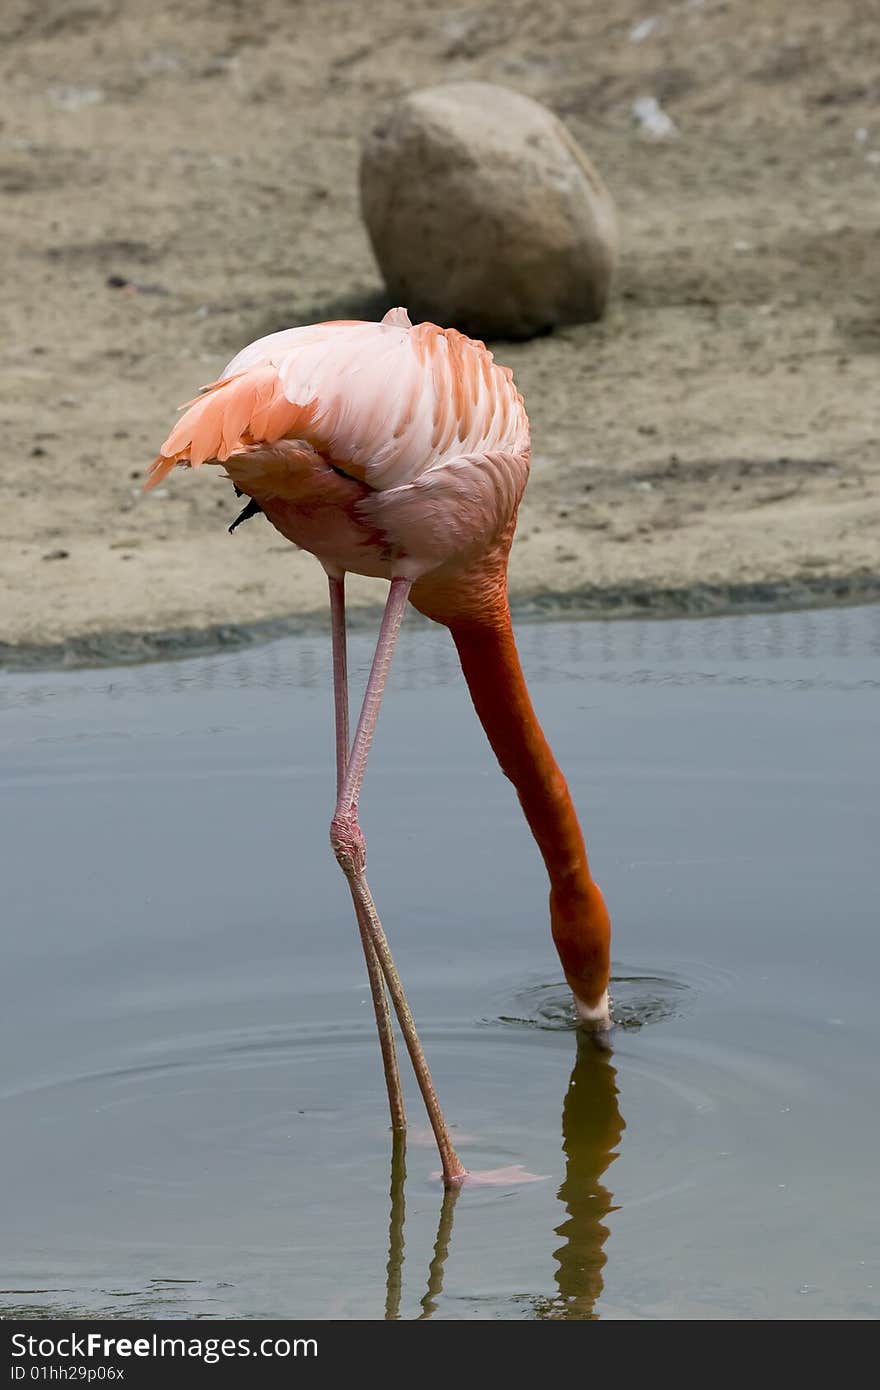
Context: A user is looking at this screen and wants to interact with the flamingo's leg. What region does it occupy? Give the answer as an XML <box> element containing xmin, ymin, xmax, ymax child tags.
<box><xmin>328</xmin><ymin>575</ymin><xmax>405</xmax><ymax>1132</ymax></box>
<box><xmin>330</xmin><ymin>577</ymin><xmax>467</xmax><ymax>1187</ymax></box>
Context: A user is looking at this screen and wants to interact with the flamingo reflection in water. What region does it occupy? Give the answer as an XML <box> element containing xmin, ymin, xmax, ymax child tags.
<box><xmin>382</xmin><ymin>1033</ymin><xmax>624</xmax><ymax>1320</ymax></box>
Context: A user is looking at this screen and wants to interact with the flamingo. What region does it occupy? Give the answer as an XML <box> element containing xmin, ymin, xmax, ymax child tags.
<box><xmin>146</xmin><ymin>307</ymin><xmax>612</xmax><ymax>1186</ymax></box>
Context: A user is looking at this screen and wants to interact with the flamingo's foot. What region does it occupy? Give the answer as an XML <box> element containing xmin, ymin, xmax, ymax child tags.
<box><xmin>432</xmin><ymin>1163</ymin><xmax>547</xmax><ymax>1187</ymax></box>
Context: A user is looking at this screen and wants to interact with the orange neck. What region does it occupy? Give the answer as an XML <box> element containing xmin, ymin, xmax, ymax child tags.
<box><xmin>449</xmin><ymin>604</ymin><xmax>611</xmax><ymax>1010</ymax></box>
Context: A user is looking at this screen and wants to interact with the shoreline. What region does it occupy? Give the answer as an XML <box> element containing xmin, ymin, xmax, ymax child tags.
<box><xmin>4</xmin><ymin>573</ymin><xmax>878</xmax><ymax>674</ymax></box>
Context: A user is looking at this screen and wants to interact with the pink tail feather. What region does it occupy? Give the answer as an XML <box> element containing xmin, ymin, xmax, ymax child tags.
<box><xmin>144</xmin><ymin>367</ymin><xmax>316</xmax><ymax>491</ymax></box>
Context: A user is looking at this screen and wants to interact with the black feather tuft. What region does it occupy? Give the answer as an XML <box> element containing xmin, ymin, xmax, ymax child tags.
<box><xmin>229</xmin><ymin>496</ymin><xmax>264</xmax><ymax>533</ymax></box>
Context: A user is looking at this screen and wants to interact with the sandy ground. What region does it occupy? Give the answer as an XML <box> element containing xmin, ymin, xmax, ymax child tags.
<box><xmin>2</xmin><ymin>0</ymin><xmax>879</xmax><ymax>665</ymax></box>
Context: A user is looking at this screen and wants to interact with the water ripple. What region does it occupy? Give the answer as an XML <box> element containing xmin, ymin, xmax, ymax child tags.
<box><xmin>488</xmin><ymin>972</ymin><xmax>692</xmax><ymax>1034</ymax></box>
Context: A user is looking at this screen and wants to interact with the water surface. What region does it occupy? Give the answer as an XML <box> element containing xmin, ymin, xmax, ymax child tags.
<box><xmin>2</xmin><ymin>605</ymin><xmax>879</xmax><ymax>1319</ymax></box>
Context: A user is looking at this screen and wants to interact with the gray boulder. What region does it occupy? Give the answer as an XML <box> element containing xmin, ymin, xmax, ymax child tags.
<box><xmin>360</xmin><ymin>81</ymin><xmax>618</xmax><ymax>339</ymax></box>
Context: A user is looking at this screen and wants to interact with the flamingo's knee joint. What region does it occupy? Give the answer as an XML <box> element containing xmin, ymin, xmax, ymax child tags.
<box><xmin>330</xmin><ymin>811</ymin><xmax>366</xmax><ymax>875</ymax></box>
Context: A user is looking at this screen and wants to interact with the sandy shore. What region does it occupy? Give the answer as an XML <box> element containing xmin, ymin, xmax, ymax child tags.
<box><xmin>2</xmin><ymin>0</ymin><xmax>879</xmax><ymax>666</ymax></box>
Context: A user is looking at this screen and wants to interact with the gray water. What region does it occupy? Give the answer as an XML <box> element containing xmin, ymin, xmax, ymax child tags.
<box><xmin>1</xmin><ymin>605</ymin><xmax>879</xmax><ymax>1320</ymax></box>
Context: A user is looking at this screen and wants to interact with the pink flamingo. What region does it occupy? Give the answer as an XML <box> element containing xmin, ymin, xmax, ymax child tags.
<box><xmin>147</xmin><ymin>308</ymin><xmax>612</xmax><ymax>1186</ymax></box>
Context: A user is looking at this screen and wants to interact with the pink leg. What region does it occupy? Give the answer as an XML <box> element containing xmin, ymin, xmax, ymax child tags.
<box><xmin>334</xmin><ymin>577</ymin><xmax>411</xmax><ymax>818</ymax></box>
<box><xmin>328</xmin><ymin>575</ymin><xmax>405</xmax><ymax>1132</ymax></box>
<box><xmin>328</xmin><ymin>575</ymin><xmax>351</xmax><ymax>804</ymax></box>
<box><xmin>330</xmin><ymin>578</ymin><xmax>466</xmax><ymax>1187</ymax></box>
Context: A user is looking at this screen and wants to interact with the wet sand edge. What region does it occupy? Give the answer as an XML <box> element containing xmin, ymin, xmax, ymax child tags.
<box><xmin>3</xmin><ymin>573</ymin><xmax>879</xmax><ymax>673</ymax></box>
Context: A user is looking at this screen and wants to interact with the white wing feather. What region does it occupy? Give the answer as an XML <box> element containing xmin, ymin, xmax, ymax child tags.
<box><xmin>219</xmin><ymin>313</ymin><xmax>528</xmax><ymax>492</ymax></box>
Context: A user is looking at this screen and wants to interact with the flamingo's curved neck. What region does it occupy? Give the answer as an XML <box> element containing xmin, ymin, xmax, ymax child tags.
<box><xmin>449</xmin><ymin>604</ymin><xmax>611</xmax><ymax>1012</ymax></box>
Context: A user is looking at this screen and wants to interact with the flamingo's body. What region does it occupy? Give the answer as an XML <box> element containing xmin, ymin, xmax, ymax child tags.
<box><xmin>148</xmin><ymin>309</ymin><xmax>528</xmax><ymax>617</ymax></box>
<box><xmin>148</xmin><ymin>308</ymin><xmax>611</xmax><ymax>1185</ymax></box>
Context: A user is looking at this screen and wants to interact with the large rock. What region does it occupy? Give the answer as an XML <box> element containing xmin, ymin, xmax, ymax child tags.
<box><xmin>360</xmin><ymin>82</ymin><xmax>618</xmax><ymax>339</ymax></box>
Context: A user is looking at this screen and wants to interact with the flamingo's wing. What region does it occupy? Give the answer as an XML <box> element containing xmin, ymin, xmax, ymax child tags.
<box><xmin>273</xmin><ymin>318</ymin><xmax>529</xmax><ymax>491</ymax></box>
<box><xmin>146</xmin><ymin>311</ymin><xmax>528</xmax><ymax>497</ymax></box>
